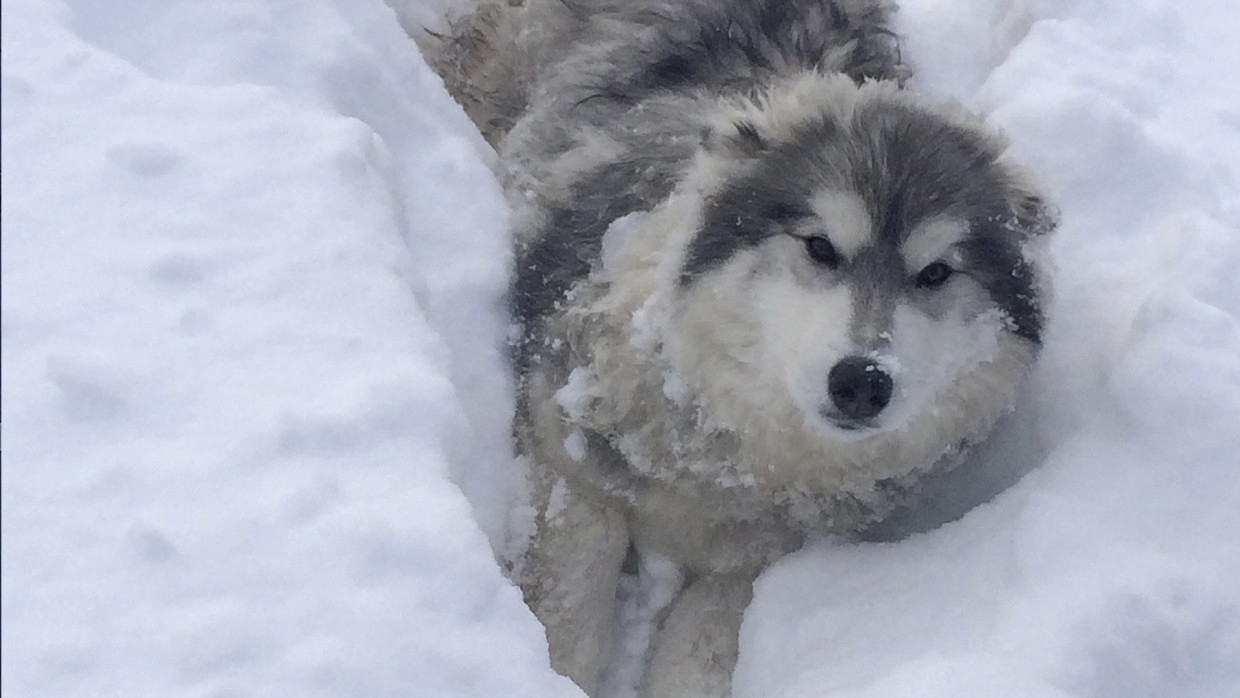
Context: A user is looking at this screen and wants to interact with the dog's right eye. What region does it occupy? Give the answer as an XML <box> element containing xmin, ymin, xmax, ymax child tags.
<box><xmin>915</xmin><ymin>261</ymin><xmax>954</xmax><ymax>288</ymax></box>
<box><xmin>804</xmin><ymin>236</ymin><xmax>840</xmax><ymax>269</ymax></box>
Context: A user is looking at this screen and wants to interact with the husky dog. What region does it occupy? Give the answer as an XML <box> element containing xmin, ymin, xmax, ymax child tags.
<box><xmin>423</xmin><ymin>1</ymin><xmax>1053</xmax><ymax>695</ymax></box>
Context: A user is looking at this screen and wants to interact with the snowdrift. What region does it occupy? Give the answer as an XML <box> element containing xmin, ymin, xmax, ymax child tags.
<box><xmin>3</xmin><ymin>0</ymin><xmax>1239</xmax><ymax>696</ymax></box>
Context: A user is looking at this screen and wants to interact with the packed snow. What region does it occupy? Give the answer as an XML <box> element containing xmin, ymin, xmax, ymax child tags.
<box><xmin>3</xmin><ymin>1</ymin><xmax>1239</xmax><ymax>698</ymax></box>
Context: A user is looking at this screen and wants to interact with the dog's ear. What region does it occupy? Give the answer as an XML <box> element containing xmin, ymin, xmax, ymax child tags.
<box><xmin>701</xmin><ymin>118</ymin><xmax>768</xmax><ymax>159</ymax></box>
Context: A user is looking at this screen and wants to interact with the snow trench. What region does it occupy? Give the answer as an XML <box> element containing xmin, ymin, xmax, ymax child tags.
<box><xmin>3</xmin><ymin>0</ymin><xmax>1240</xmax><ymax>697</ymax></box>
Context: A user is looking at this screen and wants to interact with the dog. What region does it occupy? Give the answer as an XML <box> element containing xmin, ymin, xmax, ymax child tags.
<box><xmin>421</xmin><ymin>1</ymin><xmax>1054</xmax><ymax>695</ymax></box>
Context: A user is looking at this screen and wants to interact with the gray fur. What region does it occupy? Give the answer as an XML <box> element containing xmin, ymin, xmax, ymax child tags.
<box><xmin>501</xmin><ymin>0</ymin><xmax>912</xmax><ymax>366</ymax></box>
<box><xmin>684</xmin><ymin>103</ymin><xmax>1050</xmax><ymax>344</ymax></box>
<box><xmin>421</xmin><ymin>1</ymin><xmax>1053</xmax><ymax>696</ymax></box>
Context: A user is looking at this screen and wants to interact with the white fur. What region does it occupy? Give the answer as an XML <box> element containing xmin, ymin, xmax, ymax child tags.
<box><xmin>567</xmin><ymin>87</ymin><xmax>1037</xmax><ymax>510</ymax></box>
<box><xmin>810</xmin><ymin>189</ymin><xmax>874</xmax><ymax>257</ymax></box>
<box><xmin>509</xmin><ymin>70</ymin><xmax>1044</xmax><ymax>698</ymax></box>
<box><xmin>425</xmin><ymin>2</ymin><xmax>1049</xmax><ymax>693</ymax></box>
<box><xmin>901</xmin><ymin>216</ymin><xmax>969</xmax><ymax>271</ymax></box>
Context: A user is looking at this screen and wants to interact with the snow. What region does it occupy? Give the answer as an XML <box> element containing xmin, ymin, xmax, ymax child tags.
<box><xmin>601</xmin><ymin>552</ymin><xmax>684</xmax><ymax>698</ymax></box>
<box><xmin>2</xmin><ymin>1</ymin><xmax>573</xmax><ymax>696</ymax></box>
<box><xmin>3</xmin><ymin>1</ymin><xmax>1239</xmax><ymax>698</ymax></box>
<box><xmin>735</xmin><ymin>0</ymin><xmax>1240</xmax><ymax>696</ymax></box>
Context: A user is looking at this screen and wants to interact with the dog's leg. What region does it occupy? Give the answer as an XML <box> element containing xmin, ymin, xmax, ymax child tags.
<box><xmin>640</xmin><ymin>572</ymin><xmax>755</xmax><ymax>698</ymax></box>
<box><xmin>522</xmin><ymin>467</ymin><xmax>629</xmax><ymax>696</ymax></box>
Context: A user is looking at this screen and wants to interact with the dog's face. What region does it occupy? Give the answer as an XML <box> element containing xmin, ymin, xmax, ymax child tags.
<box><xmin>667</xmin><ymin>78</ymin><xmax>1051</xmax><ymax>447</ymax></box>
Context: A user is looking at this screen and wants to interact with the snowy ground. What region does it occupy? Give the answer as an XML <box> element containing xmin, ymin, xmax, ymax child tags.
<box><xmin>3</xmin><ymin>1</ymin><xmax>1239</xmax><ymax>697</ymax></box>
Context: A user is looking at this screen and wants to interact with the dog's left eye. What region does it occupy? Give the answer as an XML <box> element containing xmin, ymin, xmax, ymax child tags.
<box><xmin>804</xmin><ymin>236</ymin><xmax>840</xmax><ymax>269</ymax></box>
<box><xmin>915</xmin><ymin>261</ymin><xmax>953</xmax><ymax>288</ymax></box>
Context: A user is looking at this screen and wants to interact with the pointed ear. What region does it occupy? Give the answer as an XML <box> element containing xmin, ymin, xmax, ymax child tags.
<box><xmin>701</xmin><ymin>118</ymin><xmax>768</xmax><ymax>159</ymax></box>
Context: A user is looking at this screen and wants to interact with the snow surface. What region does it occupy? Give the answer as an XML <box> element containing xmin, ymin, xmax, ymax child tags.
<box><xmin>3</xmin><ymin>1</ymin><xmax>1239</xmax><ymax>698</ymax></box>
<box><xmin>2</xmin><ymin>1</ymin><xmax>573</xmax><ymax>696</ymax></box>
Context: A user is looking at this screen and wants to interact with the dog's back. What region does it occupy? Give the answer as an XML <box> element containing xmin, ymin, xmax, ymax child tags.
<box><xmin>424</xmin><ymin>0</ymin><xmax>907</xmax><ymax>145</ymax></box>
<box><xmin>426</xmin><ymin>0</ymin><xmax>913</xmax><ymax>376</ymax></box>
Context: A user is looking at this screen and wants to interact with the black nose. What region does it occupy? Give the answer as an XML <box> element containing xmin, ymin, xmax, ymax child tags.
<box><xmin>828</xmin><ymin>357</ymin><xmax>893</xmax><ymax>420</ymax></box>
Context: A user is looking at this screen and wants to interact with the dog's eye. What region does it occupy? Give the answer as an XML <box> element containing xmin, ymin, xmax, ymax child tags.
<box><xmin>804</xmin><ymin>236</ymin><xmax>840</xmax><ymax>268</ymax></box>
<box><xmin>915</xmin><ymin>261</ymin><xmax>953</xmax><ymax>288</ymax></box>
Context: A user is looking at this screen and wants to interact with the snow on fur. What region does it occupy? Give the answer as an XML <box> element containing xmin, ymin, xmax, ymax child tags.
<box><xmin>3</xmin><ymin>0</ymin><xmax>1239</xmax><ymax>697</ymax></box>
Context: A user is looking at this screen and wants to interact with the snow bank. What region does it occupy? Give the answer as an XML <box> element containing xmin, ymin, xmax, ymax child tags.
<box><xmin>736</xmin><ymin>1</ymin><xmax>1240</xmax><ymax>696</ymax></box>
<box><xmin>1</xmin><ymin>1</ymin><xmax>577</xmax><ymax>696</ymax></box>
<box><xmin>4</xmin><ymin>0</ymin><xmax>1240</xmax><ymax>697</ymax></box>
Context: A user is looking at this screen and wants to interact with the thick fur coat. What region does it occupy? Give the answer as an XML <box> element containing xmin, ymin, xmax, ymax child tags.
<box><xmin>422</xmin><ymin>1</ymin><xmax>1053</xmax><ymax>695</ymax></box>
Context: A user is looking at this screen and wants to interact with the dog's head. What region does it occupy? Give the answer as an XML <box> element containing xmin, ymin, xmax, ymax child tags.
<box><xmin>664</xmin><ymin>75</ymin><xmax>1053</xmax><ymax>456</ymax></box>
